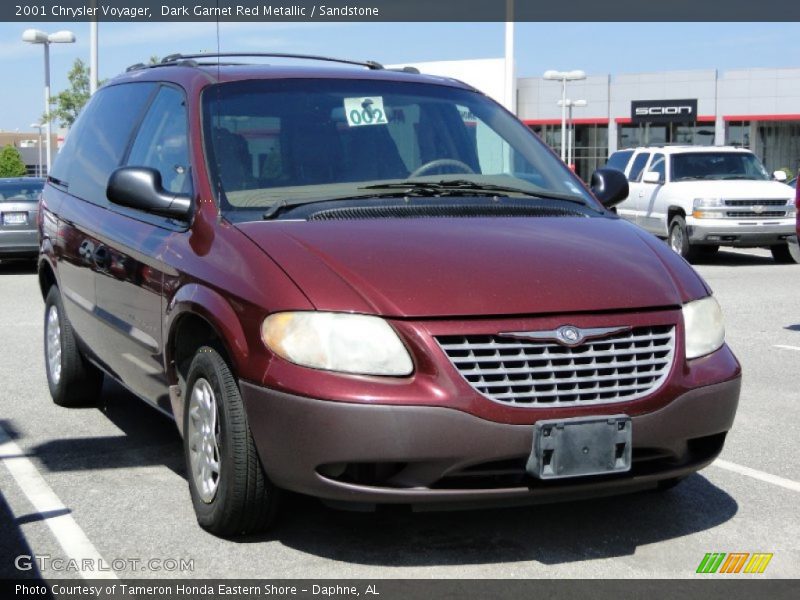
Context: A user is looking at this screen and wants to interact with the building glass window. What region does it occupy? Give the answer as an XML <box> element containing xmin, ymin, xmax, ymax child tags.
<box><xmin>726</xmin><ymin>121</ymin><xmax>750</xmax><ymax>148</ymax></box>
<box><xmin>619</xmin><ymin>122</ymin><xmax>715</xmax><ymax>149</ymax></box>
<box><xmin>754</xmin><ymin>121</ymin><xmax>800</xmax><ymax>174</ymax></box>
<box><xmin>530</xmin><ymin>123</ymin><xmax>608</xmax><ymax>181</ymax></box>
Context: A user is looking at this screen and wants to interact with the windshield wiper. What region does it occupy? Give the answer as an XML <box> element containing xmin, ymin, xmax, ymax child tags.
<box><xmin>360</xmin><ymin>180</ymin><xmax>588</xmax><ymax>205</ymax></box>
<box><xmin>262</xmin><ymin>198</ymin><xmax>287</xmax><ymax>220</ymax></box>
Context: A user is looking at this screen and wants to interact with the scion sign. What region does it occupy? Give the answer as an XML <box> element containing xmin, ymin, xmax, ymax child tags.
<box><xmin>631</xmin><ymin>99</ymin><xmax>698</xmax><ymax>124</ymax></box>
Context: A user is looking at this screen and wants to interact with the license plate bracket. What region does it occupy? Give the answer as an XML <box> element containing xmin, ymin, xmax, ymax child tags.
<box><xmin>2</xmin><ymin>212</ymin><xmax>27</xmax><ymax>226</ymax></box>
<box><xmin>527</xmin><ymin>415</ymin><xmax>632</xmax><ymax>479</ymax></box>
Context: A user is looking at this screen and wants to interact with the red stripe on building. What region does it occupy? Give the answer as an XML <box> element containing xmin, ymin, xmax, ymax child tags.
<box><xmin>723</xmin><ymin>114</ymin><xmax>800</xmax><ymax>122</ymax></box>
<box><xmin>523</xmin><ymin>118</ymin><xmax>609</xmax><ymax>126</ymax></box>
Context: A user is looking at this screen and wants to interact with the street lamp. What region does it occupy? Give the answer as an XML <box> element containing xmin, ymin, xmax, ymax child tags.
<box><xmin>557</xmin><ymin>99</ymin><xmax>588</xmax><ymax>170</ymax></box>
<box><xmin>22</xmin><ymin>28</ymin><xmax>76</xmax><ymax>176</ymax></box>
<box><xmin>30</xmin><ymin>123</ymin><xmax>44</xmax><ymax>177</ymax></box>
<box><xmin>543</xmin><ymin>69</ymin><xmax>586</xmax><ymax>162</ymax></box>
<box><xmin>90</xmin><ymin>0</ymin><xmax>99</xmax><ymax>94</ymax></box>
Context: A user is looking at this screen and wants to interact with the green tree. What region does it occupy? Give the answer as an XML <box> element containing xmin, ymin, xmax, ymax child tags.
<box><xmin>48</xmin><ymin>58</ymin><xmax>91</xmax><ymax>128</ymax></box>
<box><xmin>0</xmin><ymin>145</ymin><xmax>28</xmax><ymax>178</ymax></box>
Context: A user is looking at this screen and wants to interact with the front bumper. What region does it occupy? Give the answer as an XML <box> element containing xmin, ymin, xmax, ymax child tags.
<box><xmin>686</xmin><ymin>216</ymin><xmax>795</xmax><ymax>246</ymax></box>
<box><xmin>241</xmin><ymin>375</ymin><xmax>740</xmax><ymax>507</ymax></box>
<box><xmin>0</xmin><ymin>229</ymin><xmax>38</xmax><ymax>257</ymax></box>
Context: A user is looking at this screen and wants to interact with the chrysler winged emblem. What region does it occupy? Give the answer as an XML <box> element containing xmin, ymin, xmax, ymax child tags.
<box><xmin>498</xmin><ymin>325</ymin><xmax>631</xmax><ymax>347</ymax></box>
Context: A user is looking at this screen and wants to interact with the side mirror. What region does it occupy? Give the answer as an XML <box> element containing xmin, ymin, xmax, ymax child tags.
<box><xmin>106</xmin><ymin>167</ymin><xmax>191</xmax><ymax>220</ymax></box>
<box><xmin>773</xmin><ymin>170</ymin><xmax>787</xmax><ymax>182</ymax></box>
<box><xmin>590</xmin><ymin>168</ymin><xmax>629</xmax><ymax>208</ymax></box>
<box><xmin>641</xmin><ymin>170</ymin><xmax>663</xmax><ymax>184</ymax></box>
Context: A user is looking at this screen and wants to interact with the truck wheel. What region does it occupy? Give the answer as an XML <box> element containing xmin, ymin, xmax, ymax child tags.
<box><xmin>44</xmin><ymin>286</ymin><xmax>103</xmax><ymax>407</ymax></box>
<box><xmin>668</xmin><ymin>215</ymin><xmax>699</xmax><ymax>261</ymax></box>
<box><xmin>771</xmin><ymin>244</ymin><xmax>799</xmax><ymax>264</ymax></box>
<box><xmin>184</xmin><ymin>346</ymin><xmax>279</xmax><ymax>536</ymax></box>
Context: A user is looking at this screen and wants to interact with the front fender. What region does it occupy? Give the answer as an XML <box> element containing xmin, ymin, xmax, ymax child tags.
<box><xmin>164</xmin><ymin>283</ymin><xmax>249</xmax><ymax>380</ymax></box>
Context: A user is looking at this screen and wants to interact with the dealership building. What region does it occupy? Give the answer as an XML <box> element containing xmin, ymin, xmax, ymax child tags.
<box><xmin>517</xmin><ymin>67</ymin><xmax>800</xmax><ymax>181</ymax></box>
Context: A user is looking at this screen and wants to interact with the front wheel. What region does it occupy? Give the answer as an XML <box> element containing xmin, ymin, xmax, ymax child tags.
<box><xmin>44</xmin><ymin>286</ymin><xmax>103</xmax><ymax>407</ymax></box>
<box><xmin>184</xmin><ymin>346</ymin><xmax>279</xmax><ymax>536</ymax></box>
<box><xmin>771</xmin><ymin>244</ymin><xmax>800</xmax><ymax>264</ymax></box>
<box><xmin>668</xmin><ymin>215</ymin><xmax>699</xmax><ymax>261</ymax></box>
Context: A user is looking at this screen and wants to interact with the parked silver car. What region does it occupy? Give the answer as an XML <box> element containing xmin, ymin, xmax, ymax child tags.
<box><xmin>0</xmin><ymin>177</ymin><xmax>44</xmax><ymax>259</ymax></box>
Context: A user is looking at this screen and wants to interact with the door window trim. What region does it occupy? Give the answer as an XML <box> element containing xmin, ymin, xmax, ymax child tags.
<box><xmin>107</xmin><ymin>82</ymin><xmax>194</xmax><ymax>231</ymax></box>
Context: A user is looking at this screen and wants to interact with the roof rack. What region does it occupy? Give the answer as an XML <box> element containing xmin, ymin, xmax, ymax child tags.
<box><xmin>124</xmin><ymin>53</ymin><xmax>427</xmax><ymax>76</ymax></box>
<box><xmin>159</xmin><ymin>52</ymin><xmax>384</xmax><ymax>70</ymax></box>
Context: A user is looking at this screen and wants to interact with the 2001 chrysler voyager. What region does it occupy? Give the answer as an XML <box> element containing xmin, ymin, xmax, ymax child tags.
<box><xmin>38</xmin><ymin>54</ymin><xmax>741</xmax><ymax>535</ymax></box>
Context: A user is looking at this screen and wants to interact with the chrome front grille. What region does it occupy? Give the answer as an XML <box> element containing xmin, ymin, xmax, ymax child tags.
<box><xmin>437</xmin><ymin>325</ymin><xmax>675</xmax><ymax>407</ymax></box>
<box><xmin>723</xmin><ymin>199</ymin><xmax>787</xmax><ymax>207</ymax></box>
<box><xmin>722</xmin><ymin>199</ymin><xmax>789</xmax><ymax>219</ymax></box>
<box><xmin>725</xmin><ymin>210</ymin><xmax>785</xmax><ymax>218</ymax></box>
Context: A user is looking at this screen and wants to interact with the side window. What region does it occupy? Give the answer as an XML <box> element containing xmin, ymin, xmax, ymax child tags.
<box><xmin>649</xmin><ymin>153</ymin><xmax>666</xmax><ymax>181</ymax></box>
<box><xmin>628</xmin><ymin>152</ymin><xmax>650</xmax><ymax>182</ymax></box>
<box><xmin>127</xmin><ymin>86</ymin><xmax>190</xmax><ymax>195</ymax></box>
<box><xmin>605</xmin><ymin>150</ymin><xmax>633</xmax><ymax>172</ymax></box>
<box><xmin>51</xmin><ymin>83</ymin><xmax>156</xmax><ymax>205</ymax></box>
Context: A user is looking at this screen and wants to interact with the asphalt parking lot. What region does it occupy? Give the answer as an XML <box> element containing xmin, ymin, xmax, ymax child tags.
<box><xmin>0</xmin><ymin>247</ymin><xmax>798</xmax><ymax>580</ymax></box>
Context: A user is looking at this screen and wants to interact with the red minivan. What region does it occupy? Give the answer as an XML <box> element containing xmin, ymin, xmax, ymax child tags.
<box><xmin>39</xmin><ymin>54</ymin><xmax>740</xmax><ymax>535</ymax></box>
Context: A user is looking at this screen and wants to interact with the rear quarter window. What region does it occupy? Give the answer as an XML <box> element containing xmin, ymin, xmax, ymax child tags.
<box><xmin>50</xmin><ymin>82</ymin><xmax>157</xmax><ymax>206</ymax></box>
<box><xmin>605</xmin><ymin>150</ymin><xmax>633</xmax><ymax>173</ymax></box>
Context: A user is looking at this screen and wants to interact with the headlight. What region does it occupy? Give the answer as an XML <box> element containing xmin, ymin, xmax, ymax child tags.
<box><xmin>261</xmin><ymin>312</ymin><xmax>413</xmax><ymax>376</ymax></box>
<box><xmin>692</xmin><ymin>198</ymin><xmax>723</xmax><ymax>219</ymax></box>
<box><xmin>682</xmin><ymin>296</ymin><xmax>725</xmax><ymax>360</ymax></box>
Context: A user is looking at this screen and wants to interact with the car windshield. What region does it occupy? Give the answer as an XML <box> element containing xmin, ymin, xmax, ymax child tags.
<box><xmin>0</xmin><ymin>181</ymin><xmax>43</xmax><ymax>201</ymax></box>
<box><xmin>671</xmin><ymin>152</ymin><xmax>771</xmax><ymax>181</ymax></box>
<box><xmin>201</xmin><ymin>78</ymin><xmax>593</xmax><ymax>212</ymax></box>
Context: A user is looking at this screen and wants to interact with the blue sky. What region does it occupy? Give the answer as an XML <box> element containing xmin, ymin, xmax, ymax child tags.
<box><xmin>1</xmin><ymin>21</ymin><xmax>799</xmax><ymax>131</ymax></box>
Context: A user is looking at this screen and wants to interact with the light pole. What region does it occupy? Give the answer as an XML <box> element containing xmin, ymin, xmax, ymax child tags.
<box><xmin>30</xmin><ymin>123</ymin><xmax>44</xmax><ymax>177</ymax></box>
<box><xmin>22</xmin><ymin>29</ymin><xmax>76</xmax><ymax>176</ymax></box>
<box><xmin>504</xmin><ymin>0</ymin><xmax>515</xmax><ymax>114</ymax></box>
<box><xmin>557</xmin><ymin>99</ymin><xmax>588</xmax><ymax>170</ymax></box>
<box><xmin>543</xmin><ymin>69</ymin><xmax>586</xmax><ymax>162</ymax></box>
<box><xmin>90</xmin><ymin>0</ymin><xmax>99</xmax><ymax>94</ymax></box>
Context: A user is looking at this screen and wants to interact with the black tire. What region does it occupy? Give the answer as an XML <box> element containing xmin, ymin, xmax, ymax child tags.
<box><xmin>771</xmin><ymin>244</ymin><xmax>799</xmax><ymax>264</ymax></box>
<box><xmin>183</xmin><ymin>346</ymin><xmax>278</xmax><ymax>536</ymax></box>
<box><xmin>698</xmin><ymin>245</ymin><xmax>719</xmax><ymax>256</ymax></box>
<box><xmin>668</xmin><ymin>215</ymin><xmax>699</xmax><ymax>261</ymax></box>
<box><xmin>43</xmin><ymin>286</ymin><xmax>103</xmax><ymax>407</ymax></box>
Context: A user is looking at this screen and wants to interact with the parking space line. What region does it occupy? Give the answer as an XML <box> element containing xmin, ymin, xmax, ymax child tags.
<box><xmin>774</xmin><ymin>344</ymin><xmax>800</xmax><ymax>352</ymax></box>
<box><xmin>0</xmin><ymin>424</ymin><xmax>117</xmax><ymax>580</ymax></box>
<box><xmin>713</xmin><ymin>458</ymin><xmax>800</xmax><ymax>493</ymax></box>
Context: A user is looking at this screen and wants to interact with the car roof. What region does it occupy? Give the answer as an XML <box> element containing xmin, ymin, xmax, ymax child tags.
<box><xmin>624</xmin><ymin>146</ymin><xmax>753</xmax><ymax>155</ymax></box>
<box><xmin>109</xmin><ymin>61</ymin><xmax>478</xmax><ymax>93</ymax></box>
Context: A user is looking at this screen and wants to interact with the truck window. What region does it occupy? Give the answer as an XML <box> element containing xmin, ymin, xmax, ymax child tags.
<box><xmin>649</xmin><ymin>153</ymin><xmax>666</xmax><ymax>181</ymax></box>
<box><xmin>605</xmin><ymin>150</ymin><xmax>633</xmax><ymax>173</ymax></box>
<box><xmin>628</xmin><ymin>153</ymin><xmax>651</xmax><ymax>182</ymax></box>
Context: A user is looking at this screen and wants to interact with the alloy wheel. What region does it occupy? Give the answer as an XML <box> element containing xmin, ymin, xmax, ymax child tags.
<box><xmin>45</xmin><ymin>305</ymin><xmax>62</xmax><ymax>385</ymax></box>
<box><xmin>187</xmin><ymin>378</ymin><xmax>221</xmax><ymax>503</ymax></box>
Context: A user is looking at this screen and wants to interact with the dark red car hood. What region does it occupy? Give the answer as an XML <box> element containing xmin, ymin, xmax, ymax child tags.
<box><xmin>236</xmin><ymin>217</ymin><xmax>709</xmax><ymax>318</ymax></box>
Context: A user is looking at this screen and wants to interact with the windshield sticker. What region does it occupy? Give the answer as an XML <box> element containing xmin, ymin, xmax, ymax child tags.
<box><xmin>344</xmin><ymin>97</ymin><xmax>388</xmax><ymax>127</ymax></box>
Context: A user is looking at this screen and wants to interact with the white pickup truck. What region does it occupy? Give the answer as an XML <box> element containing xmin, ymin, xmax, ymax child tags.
<box><xmin>606</xmin><ymin>146</ymin><xmax>797</xmax><ymax>263</ymax></box>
